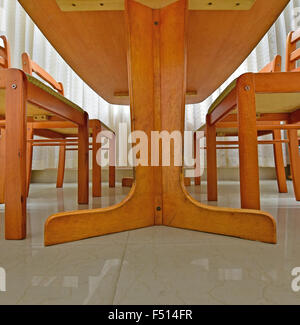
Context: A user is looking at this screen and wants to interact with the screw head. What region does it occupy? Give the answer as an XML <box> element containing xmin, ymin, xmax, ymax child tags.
<box><xmin>244</xmin><ymin>85</ymin><xmax>250</xmax><ymax>91</ymax></box>
<box><xmin>156</xmin><ymin>206</ymin><xmax>161</xmax><ymax>211</ymax></box>
<box><xmin>11</xmin><ymin>84</ymin><xmax>17</xmax><ymax>89</ymax></box>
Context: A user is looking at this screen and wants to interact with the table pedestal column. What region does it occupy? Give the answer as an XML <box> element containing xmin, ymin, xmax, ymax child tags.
<box><xmin>44</xmin><ymin>0</ymin><xmax>276</xmax><ymax>246</ymax></box>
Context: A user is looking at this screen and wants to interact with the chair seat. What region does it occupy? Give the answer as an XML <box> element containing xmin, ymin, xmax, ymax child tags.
<box><xmin>26</xmin><ymin>74</ymin><xmax>85</xmax><ymax>113</ymax></box>
<box><xmin>48</xmin><ymin>119</ymin><xmax>114</xmax><ymax>137</ymax></box>
<box><xmin>49</xmin><ymin>127</ymin><xmax>114</xmax><ymax>137</ymax></box>
<box><xmin>197</xmin><ymin>123</ymin><xmax>289</xmax><ymax>137</ymax></box>
<box><xmin>208</xmin><ymin>79</ymin><xmax>237</xmax><ymax>114</ymax></box>
<box><xmin>208</xmin><ymin>76</ymin><xmax>300</xmax><ymax>115</ymax></box>
<box><xmin>0</xmin><ymin>73</ymin><xmax>85</xmax><ymax>117</ymax></box>
<box><xmin>197</xmin><ymin>123</ymin><xmax>238</xmax><ymax>136</ymax></box>
<box><xmin>49</xmin><ymin>127</ymin><xmax>93</xmax><ymax>136</ymax></box>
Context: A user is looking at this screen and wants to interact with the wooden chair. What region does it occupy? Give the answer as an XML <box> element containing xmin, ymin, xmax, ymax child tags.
<box><xmin>0</xmin><ymin>35</ymin><xmax>11</xmax><ymax>204</ymax></box>
<box><xmin>0</xmin><ymin>35</ymin><xmax>89</xmax><ymax>240</ymax></box>
<box><xmin>199</xmin><ymin>42</ymin><xmax>300</xmax><ymax>210</ymax></box>
<box><xmin>196</xmin><ymin>56</ymin><xmax>284</xmax><ymax>198</ymax></box>
<box><xmin>22</xmin><ymin>53</ymin><xmax>116</xmax><ymax>197</ymax></box>
<box><xmin>26</xmin><ymin>118</ymin><xmax>116</xmax><ymax>196</ymax></box>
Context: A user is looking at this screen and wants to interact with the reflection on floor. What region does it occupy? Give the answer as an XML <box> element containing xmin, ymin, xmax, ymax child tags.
<box><xmin>0</xmin><ymin>180</ymin><xmax>299</xmax><ymax>305</ymax></box>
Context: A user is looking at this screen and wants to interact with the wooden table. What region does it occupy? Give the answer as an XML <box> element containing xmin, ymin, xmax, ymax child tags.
<box><xmin>18</xmin><ymin>0</ymin><xmax>289</xmax><ymax>245</ymax></box>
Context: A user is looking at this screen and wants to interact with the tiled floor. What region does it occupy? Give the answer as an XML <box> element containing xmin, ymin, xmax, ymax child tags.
<box><xmin>0</xmin><ymin>180</ymin><xmax>299</xmax><ymax>305</ymax></box>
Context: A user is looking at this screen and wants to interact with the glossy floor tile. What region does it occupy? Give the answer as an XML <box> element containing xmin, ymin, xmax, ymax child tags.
<box><xmin>0</xmin><ymin>180</ymin><xmax>299</xmax><ymax>305</ymax></box>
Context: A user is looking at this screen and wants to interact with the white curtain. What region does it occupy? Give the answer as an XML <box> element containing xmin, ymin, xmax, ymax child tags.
<box><xmin>0</xmin><ymin>0</ymin><xmax>298</xmax><ymax>169</ymax></box>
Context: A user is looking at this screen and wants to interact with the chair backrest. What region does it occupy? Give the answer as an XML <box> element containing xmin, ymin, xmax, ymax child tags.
<box><xmin>259</xmin><ymin>55</ymin><xmax>281</xmax><ymax>73</ymax></box>
<box><xmin>22</xmin><ymin>52</ymin><xmax>64</xmax><ymax>95</ymax></box>
<box><xmin>286</xmin><ymin>29</ymin><xmax>300</xmax><ymax>72</ymax></box>
<box><xmin>0</xmin><ymin>35</ymin><xmax>11</xmax><ymax>69</ymax></box>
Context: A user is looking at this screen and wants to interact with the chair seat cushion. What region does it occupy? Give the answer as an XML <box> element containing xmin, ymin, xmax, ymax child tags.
<box><xmin>26</xmin><ymin>74</ymin><xmax>84</xmax><ymax>114</ymax></box>
<box><xmin>0</xmin><ymin>73</ymin><xmax>85</xmax><ymax>117</ymax></box>
<box><xmin>197</xmin><ymin>123</ymin><xmax>299</xmax><ymax>137</ymax></box>
<box><xmin>47</xmin><ymin>119</ymin><xmax>114</xmax><ymax>136</ymax></box>
<box><xmin>49</xmin><ymin>128</ymin><xmax>91</xmax><ymax>136</ymax></box>
<box><xmin>197</xmin><ymin>123</ymin><xmax>238</xmax><ymax>136</ymax></box>
<box><xmin>208</xmin><ymin>79</ymin><xmax>237</xmax><ymax>114</ymax></box>
<box><xmin>208</xmin><ymin>75</ymin><xmax>300</xmax><ymax>115</ymax></box>
<box><xmin>49</xmin><ymin>126</ymin><xmax>114</xmax><ymax>136</ymax></box>
<box><xmin>198</xmin><ymin>124</ymin><xmax>206</xmax><ymax>132</ymax></box>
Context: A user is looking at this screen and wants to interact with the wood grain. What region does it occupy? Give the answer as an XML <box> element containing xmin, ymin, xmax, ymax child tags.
<box><xmin>56</xmin><ymin>0</ymin><xmax>255</xmax><ymax>11</ymax></box>
<box><xmin>18</xmin><ymin>0</ymin><xmax>289</xmax><ymax>105</ymax></box>
<box><xmin>4</xmin><ymin>70</ymin><xmax>27</xmax><ymax>239</ymax></box>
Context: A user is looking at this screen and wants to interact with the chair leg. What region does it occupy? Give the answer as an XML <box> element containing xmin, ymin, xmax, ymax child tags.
<box><xmin>194</xmin><ymin>131</ymin><xmax>201</xmax><ymax>186</ymax></box>
<box><xmin>0</xmin><ymin>128</ymin><xmax>5</xmax><ymax>204</ymax></box>
<box><xmin>237</xmin><ymin>74</ymin><xmax>260</xmax><ymax>210</ymax></box>
<box><xmin>109</xmin><ymin>134</ymin><xmax>116</xmax><ymax>188</ymax></box>
<box><xmin>206</xmin><ymin>116</ymin><xmax>217</xmax><ymax>201</ymax></box>
<box><xmin>56</xmin><ymin>142</ymin><xmax>66</xmax><ymax>188</ymax></box>
<box><xmin>78</xmin><ymin>112</ymin><xmax>89</xmax><ymax>204</ymax></box>
<box><xmin>5</xmin><ymin>70</ymin><xmax>27</xmax><ymax>239</ymax></box>
<box><xmin>272</xmin><ymin>129</ymin><xmax>288</xmax><ymax>193</ymax></box>
<box><xmin>109</xmin><ymin>167</ymin><xmax>116</xmax><ymax>188</ymax></box>
<box><xmin>92</xmin><ymin>124</ymin><xmax>101</xmax><ymax>197</ymax></box>
<box><xmin>26</xmin><ymin>123</ymin><xmax>33</xmax><ymax>197</ymax></box>
<box><xmin>287</xmin><ymin>129</ymin><xmax>300</xmax><ymax>201</ymax></box>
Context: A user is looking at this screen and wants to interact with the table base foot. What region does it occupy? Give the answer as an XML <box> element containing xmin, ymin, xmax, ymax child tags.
<box><xmin>44</xmin><ymin>175</ymin><xmax>276</xmax><ymax>246</ymax></box>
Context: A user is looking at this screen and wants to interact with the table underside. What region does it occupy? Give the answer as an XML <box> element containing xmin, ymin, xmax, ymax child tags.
<box><xmin>19</xmin><ymin>0</ymin><xmax>289</xmax><ymax>105</ymax></box>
